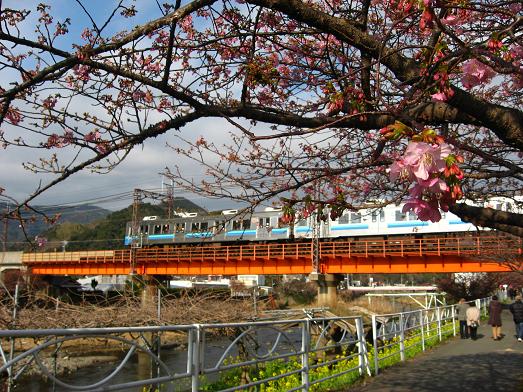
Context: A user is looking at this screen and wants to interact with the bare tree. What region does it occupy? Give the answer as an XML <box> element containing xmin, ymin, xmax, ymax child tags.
<box><xmin>0</xmin><ymin>1</ymin><xmax>521</xmax><ymax>235</ymax></box>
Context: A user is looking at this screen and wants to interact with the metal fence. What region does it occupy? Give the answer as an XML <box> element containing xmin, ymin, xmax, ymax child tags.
<box><xmin>370</xmin><ymin>297</ymin><xmax>490</xmax><ymax>375</ymax></box>
<box><xmin>0</xmin><ymin>315</ymin><xmax>370</xmax><ymax>392</ymax></box>
<box><xmin>0</xmin><ymin>298</ymin><xmax>490</xmax><ymax>391</ymax></box>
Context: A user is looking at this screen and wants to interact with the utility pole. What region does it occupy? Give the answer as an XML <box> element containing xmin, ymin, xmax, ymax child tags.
<box><xmin>2</xmin><ymin>202</ymin><xmax>9</xmax><ymax>253</ymax></box>
<box><xmin>130</xmin><ymin>188</ymin><xmax>175</xmax><ymax>304</ymax></box>
<box><xmin>311</xmin><ymin>211</ymin><xmax>320</xmax><ymax>273</ymax></box>
<box><xmin>311</xmin><ymin>182</ymin><xmax>321</xmax><ymax>274</ymax></box>
<box><xmin>129</xmin><ymin>190</ymin><xmax>142</xmax><ymax>276</ymax></box>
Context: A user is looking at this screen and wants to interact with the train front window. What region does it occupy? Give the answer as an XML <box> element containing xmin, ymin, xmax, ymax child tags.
<box><xmin>232</xmin><ymin>220</ymin><xmax>241</xmax><ymax>230</ymax></box>
<box><xmin>163</xmin><ymin>224</ymin><xmax>170</xmax><ymax>233</ymax></box>
<box><xmin>200</xmin><ymin>222</ymin><xmax>209</xmax><ymax>231</ymax></box>
<box><xmin>154</xmin><ymin>225</ymin><xmax>161</xmax><ymax>234</ymax></box>
<box><xmin>191</xmin><ymin>222</ymin><xmax>200</xmax><ymax>232</ymax></box>
<box><xmin>242</xmin><ymin>219</ymin><xmax>251</xmax><ymax>229</ymax></box>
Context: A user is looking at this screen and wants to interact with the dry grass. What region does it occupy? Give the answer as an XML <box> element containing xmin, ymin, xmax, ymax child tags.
<box><xmin>0</xmin><ymin>290</ymin><xmax>256</xmax><ymax>330</ymax></box>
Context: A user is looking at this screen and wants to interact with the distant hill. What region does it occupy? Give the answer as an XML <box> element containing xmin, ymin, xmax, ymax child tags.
<box><xmin>38</xmin><ymin>198</ymin><xmax>207</xmax><ymax>251</ymax></box>
<box><xmin>4</xmin><ymin>204</ymin><xmax>111</xmax><ymax>251</ymax></box>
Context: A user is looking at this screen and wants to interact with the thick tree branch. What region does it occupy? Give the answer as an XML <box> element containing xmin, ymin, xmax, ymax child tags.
<box><xmin>246</xmin><ymin>0</ymin><xmax>523</xmax><ymax>149</ymax></box>
<box><xmin>449</xmin><ymin>204</ymin><xmax>523</xmax><ymax>238</ymax></box>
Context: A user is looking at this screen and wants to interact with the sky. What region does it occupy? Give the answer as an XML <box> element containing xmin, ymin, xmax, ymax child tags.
<box><xmin>0</xmin><ymin>0</ymin><xmax>247</xmax><ymax>213</ymax></box>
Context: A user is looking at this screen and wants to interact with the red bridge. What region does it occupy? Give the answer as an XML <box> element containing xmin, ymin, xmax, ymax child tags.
<box><xmin>22</xmin><ymin>235</ymin><xmax>522</xmax><ymax>275</ymax></box>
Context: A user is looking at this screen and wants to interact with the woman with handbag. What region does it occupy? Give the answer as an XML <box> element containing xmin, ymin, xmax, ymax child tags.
<box><xmin>466</xmin><ymin>302</ymin><xmax>481</xmax><ymax>340</ymax></box>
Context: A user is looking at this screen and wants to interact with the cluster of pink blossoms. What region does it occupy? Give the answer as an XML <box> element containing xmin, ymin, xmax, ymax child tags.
<box><xmin>389</xmin><ymin>141</ymin><xmax>463</xmax><ymax>222</ymax></box>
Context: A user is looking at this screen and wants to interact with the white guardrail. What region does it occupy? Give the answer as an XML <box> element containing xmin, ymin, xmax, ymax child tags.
<box><xmin>0</xmin><ymin>298</ymin><xmax>490</xmax><ymax>391</ymax></box>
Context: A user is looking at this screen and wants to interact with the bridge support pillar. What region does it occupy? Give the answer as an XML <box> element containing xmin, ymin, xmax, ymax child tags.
<box><xmin>310</xmin><ymin>273</ymin><xmax>342</xmax><ymax>307</ymax></box>
<box><xmin>141</xmin><ymin>275</ymin><xmax>158</xmax><ymax>310</ymax></box>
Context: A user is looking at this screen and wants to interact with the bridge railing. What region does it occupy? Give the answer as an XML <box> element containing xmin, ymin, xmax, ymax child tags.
<box><xmin>321</xmin><ymin>235</ymin><xmax>521</xmax><ymax>258</ymax></box>
<box><xmin>370</xmin><ymin>296</ymin><xmax>490</xmax><ymax>375</ymax></box>
<box><xmin>22</xmin><ymin>235</ymin><xmax>521</xmax><ymax>267</ymax></box>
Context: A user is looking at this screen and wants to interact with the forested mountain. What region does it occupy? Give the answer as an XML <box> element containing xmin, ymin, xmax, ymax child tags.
<box><xmin>4</xmin><ymin>199</ymin><xmax>206</xmax><ymax>251</ymax></box>
<box><xmin>4</xmin><ymin>204</ymin><xmax>110</xmax><ymax>251</ymax></box>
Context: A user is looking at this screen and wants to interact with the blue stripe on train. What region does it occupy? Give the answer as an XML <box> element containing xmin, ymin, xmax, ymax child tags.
<box><xmin>387</xmin><ymin>221</ymin><xmax>429</xmax><ymax>228</ymax></box>
<box><xmin>148</xmin><ymin>234</ymin><xmax>175</xmax><ymax>240</ymax></box>
<box><xmin>449</xmin><ymin>220</ymin><xmax>465</xmax><ymax>224</ymax></box>
<box><xmin>331</xmin><ymin>224</ymin><xmax>369</xmax><ymax>230</ymax></box>
<box><xmin>296</xmin><ymin>227</ymin><xmax>311</xmax><ymax>233</ymax></box>
<box><xmin>225</xmin><ymin>230</ymin><xmax>257</xmax><ymax>237</ymax></box>
<box><xmin>185</xmin><ymin>232</ymin><xmax>214</xmax><ymax>238</ymax></box>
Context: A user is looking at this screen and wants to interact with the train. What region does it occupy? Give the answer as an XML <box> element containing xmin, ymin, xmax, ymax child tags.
<box><xmin>124</xmin><ymin>197</ymin><xmax>521</xmax><ymax>247</ymax></box>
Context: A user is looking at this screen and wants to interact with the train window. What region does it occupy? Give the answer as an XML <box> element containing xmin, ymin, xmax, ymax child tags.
<box><xmin>258</xmin><ymin>218</ymin><xmax>271</xmax><ymax>227</ymax></box>
<box><xmin>338</xmin><ymin>214</ymin><xmax>349</xmax><ymax>224</ymax></box>
<box><xmin>191</xmin><ymin>222</ymin><xmax>200</xmax><ymax>232</ymax></box>
<box><xmin>140</xmin><ymin>225</ymin><xmax>149</xmax><ymax>234</ymax></box>
<box><xmin>232</xmin><ymin>220</ymin><xmax>241</xmax><ymax>230</ymax></box>
<box><xmin>154</xmin><ymin>225</ymin><xmax>161</xmax><ymax>234</ymax></box>
<box><xmin>175</xmin><ymin>223</ymin><xmax>185</xmax><ymax>233</ymax></box>
<box><xmin>296</xmin><ymin>219</ymin><xmax>307</xmax><ymax>226</ymax></box>
<box><xmin>201</xmin><ymin>222</ymin><xmax>209</xmax><ymax>231</ymax></box>
<box><xmin>162</xmin><ymin>224</ymin><xmax>170</xmax><ymax>233</ymax></box>
<box><xmin>214</xmin><ymin>220</ymin><xmax>225</xmax><ymax>232</ymax></box>
<box><xmin>395</xmin><ymin>210</ymin><xmax>407</xmax><ymax>221</ymax></box>
<box><xmin>372</xmin><ymin>210</ymin><xmax>385</xmax><ymax>222</ymax></box>
<box><xmin>407</xmin><ymin>211</ymin><xmax>417</xmax><ymax>220</ymax></box>
<box><xmin>496</xmin><ymin>203</ymin><xmax>502</xmax><ymax>210</ymax></box>
<box><xmin>242</xmin><ymin>219</ymin><xmax>251</xmax><ymax>229</ymax></box>
<box><xmin>350</xmin><ymin>212</ymin><xmax>361</xmax><ymax>223</ymax></box>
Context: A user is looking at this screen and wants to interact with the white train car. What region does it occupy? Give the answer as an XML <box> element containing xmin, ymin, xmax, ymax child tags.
<box><xmin>124</xmin><ymin>197</ymin><xmax>521</xmax><ymax>246</ymax></box>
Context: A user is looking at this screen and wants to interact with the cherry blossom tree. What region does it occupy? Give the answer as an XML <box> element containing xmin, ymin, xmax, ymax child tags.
<box><xmin>0</xmin><ymin>0</ymin><xmax>522</xmax><ymax>236</ymax></box>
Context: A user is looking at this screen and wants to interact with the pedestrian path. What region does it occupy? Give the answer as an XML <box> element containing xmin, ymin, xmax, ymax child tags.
<box><xmin>349</xmin><ymin>310</ymin><xmax>523</xmax><ymax>392</ymax></box>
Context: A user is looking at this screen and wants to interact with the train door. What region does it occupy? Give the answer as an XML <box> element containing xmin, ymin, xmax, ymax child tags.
<box><xmin>371</xmin><ymin>209</ymin><xmax>385</xmax><ymax>234</ymax></box>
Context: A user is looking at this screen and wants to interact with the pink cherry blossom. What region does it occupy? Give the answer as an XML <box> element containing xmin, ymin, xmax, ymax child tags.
<box><xmin>84</xmin><ymin>130</ymin><xmax>101</xmax><ymax>142</ymax></box>
<box><xmin>389</xmin><ymin>159</ymin><xmax>411</xmax><ymax>182</ymax></box>
<box><xmin>6</xmin><ymin>107</ymin><xmax>21</xmax><ymax>125</ymax></box>
<box><xmin>461</xmin><ymin>59</ymin><xmax>496</xmax><ymax>89</ymax></box>
<box><xmin>441</xmin><ymin>14</ymin><xmax>459</xmax><ymax>26</ymax></box>
<box><xmin>408</xmin><ymin>177</ymin><xmax>448</xmax><ymax>198</ymax></box>
<box><xmin>402</xmin><ymin>142</ymin><xmax>450</xmax><ymax>181</ymax></box>
<box><xmin>431</xmin><ymin>92</ymin><xmax>448</xmax><ymax>101</ymax></box>
<box><xmin>402</xmin><ymin>198</ymin><xmax>441</xmax><ymax>222</ymax></box>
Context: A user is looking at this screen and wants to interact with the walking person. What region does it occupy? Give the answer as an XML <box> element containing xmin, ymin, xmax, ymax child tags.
<box><xmin>456</xmin><ymin>298</ymin><xmax>469</xmax><ymax>339</ymax></box>
<box><xmin>488</xmin><ymin>295</ymin><xmax>503</xmax><ymax>340</ymax></box>
<box><xmin>509</xmin><ymin>295</ymin><xmax>523</xmax><ymax>342</ymax></box>
<box><xmin>466</xmin><ymin>302</ymin><xmax>481</xmax><ymax>340</ymax></box>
